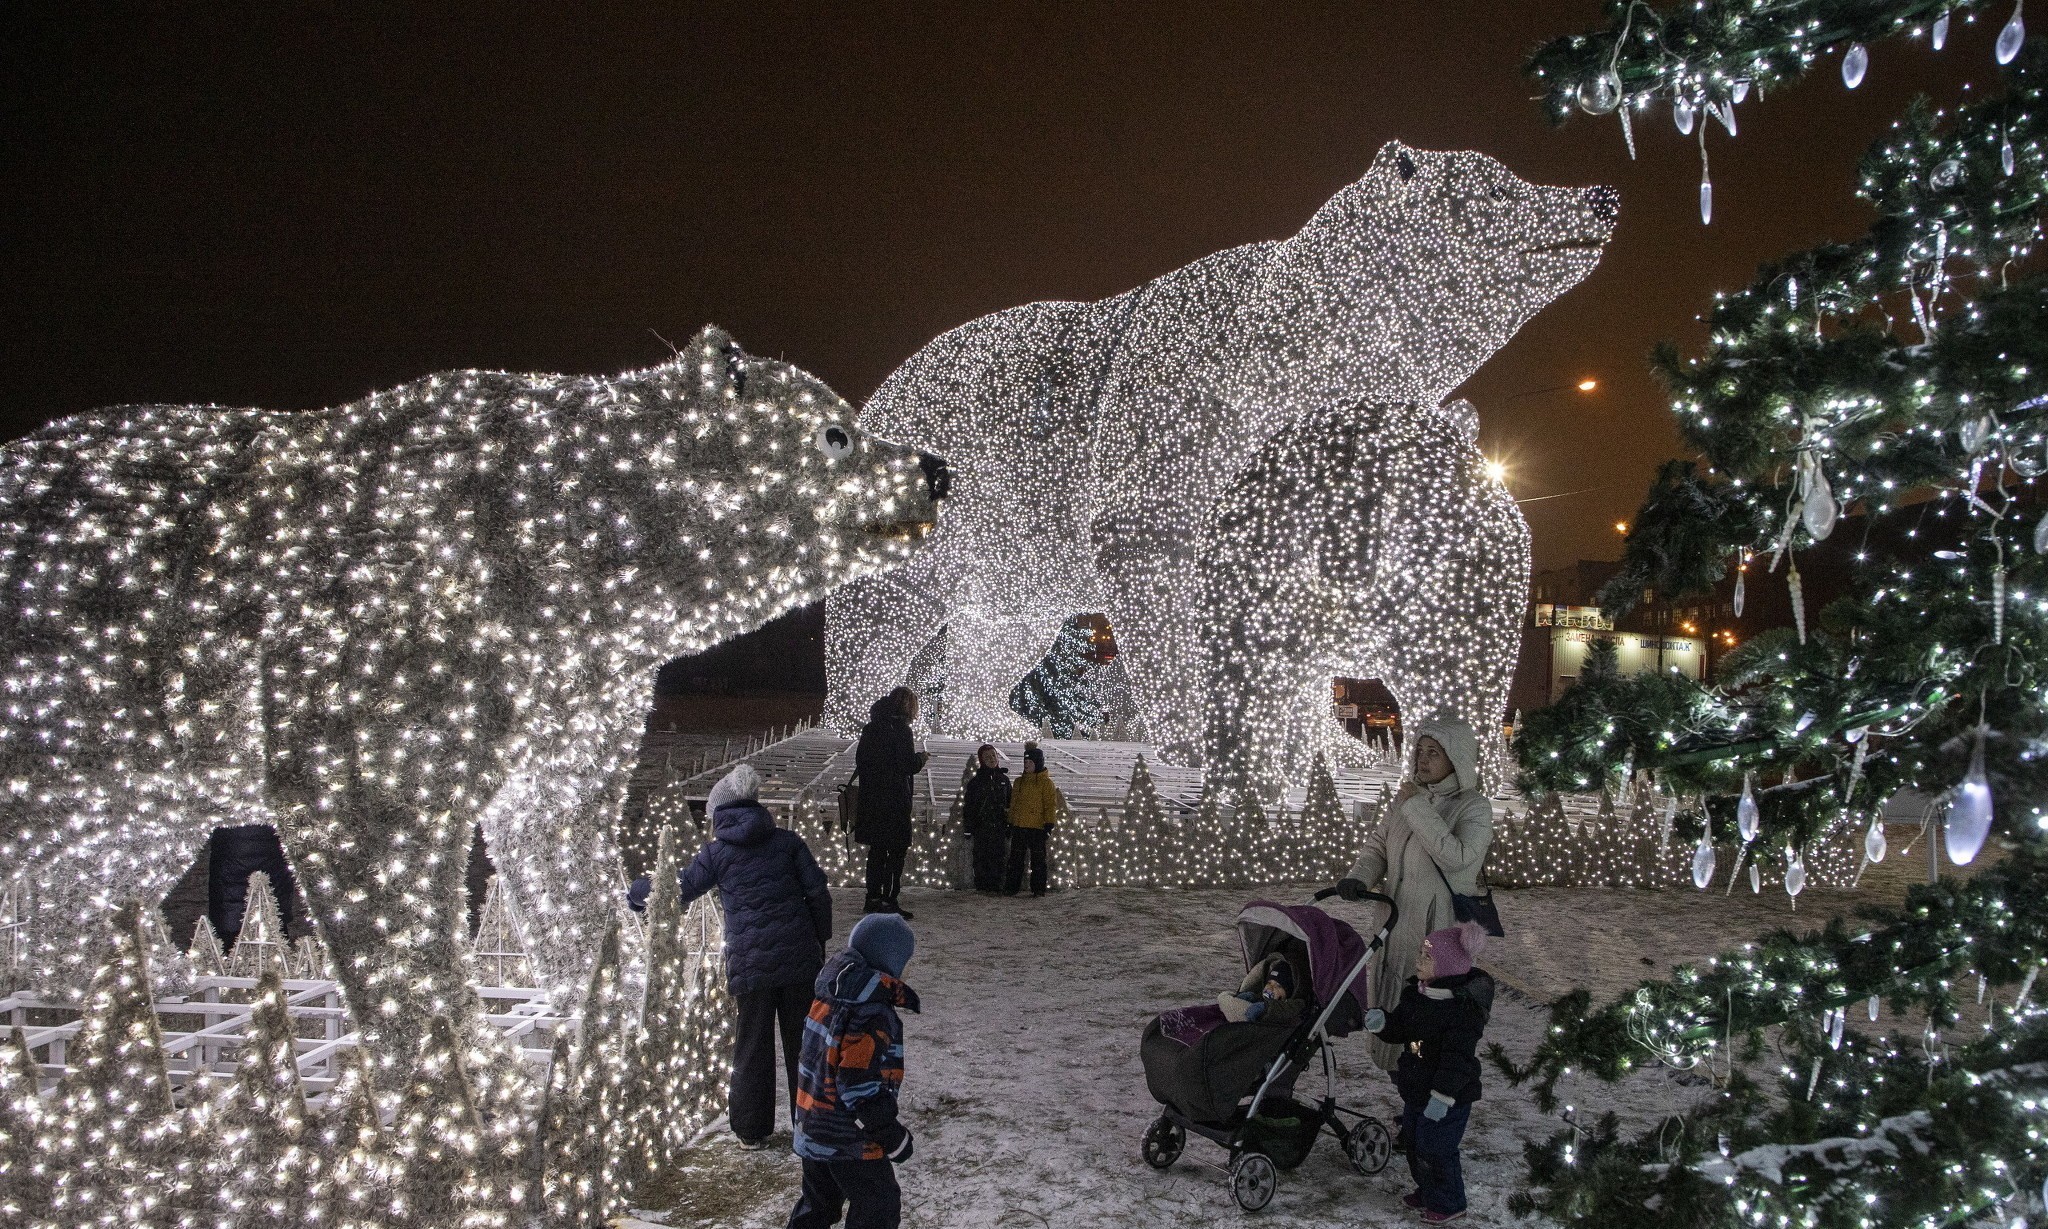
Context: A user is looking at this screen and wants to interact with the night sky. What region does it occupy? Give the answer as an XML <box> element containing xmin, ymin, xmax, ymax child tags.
<box><xmin>1</xmin><ymin>2</ymin><xmax>2000</xmax><ymax>569</ymax></box>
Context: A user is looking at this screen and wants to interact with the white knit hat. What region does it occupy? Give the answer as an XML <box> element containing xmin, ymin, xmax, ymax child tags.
<box><xmin>706</xmin><ymin>763</ymin><xmax>762</xmax><ymax>814</ymax></box>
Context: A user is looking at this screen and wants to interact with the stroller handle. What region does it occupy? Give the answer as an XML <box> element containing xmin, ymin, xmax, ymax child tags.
<box><xmin>1314</xmin><ymin>886</ymin><xmax>1398</xmax><ymax>934</ymax></box>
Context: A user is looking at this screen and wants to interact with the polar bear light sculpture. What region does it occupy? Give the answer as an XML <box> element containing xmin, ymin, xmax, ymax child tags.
<box><xmin>0</xmin><ymin>326</ymin><xmax>941</xmax><ymax>1069</ymax></box>
<box><xmin>824</xmin><ymin>142</ymin><xmax>1613</xmax><ymax>778</ymax></box>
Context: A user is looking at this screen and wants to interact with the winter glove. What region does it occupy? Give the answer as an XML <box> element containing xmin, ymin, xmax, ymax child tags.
<box><xmin>1423</xmin><ymin>1092</ymin><xmax>1454</xmax><ymax>1122</ymax></box>
<box><xmin>1335</xmin><ymin>877</ymin><xmax>1367</xmax><ymax>902</ymax></box>
<box><xmin>1362</xmin><ymin>1007</ymin><xmax>1386</xmax><ymax>1033</ymax></box>
<box><xmin>876</xmin><ymin>1122</ymin><xmax>914</xmax><ymax>1163</ymax></box>
<box><xmin>627</xmin><ymin>876</ymin><xmax>652</xmax><ymax>913</ymax></box>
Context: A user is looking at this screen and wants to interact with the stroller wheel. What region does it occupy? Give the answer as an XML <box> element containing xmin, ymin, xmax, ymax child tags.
<box><xmin>1230</xmin><ymin>1150</ymin><xmax>1277</xmax><ymax>1212</ymax></box>
<box><xmin>1141</xmin><ymin>1115</ymin><xmax>1185</xmax><ymax>1169</ymax></box>
<box><xmin>1343</xmin><ymin>1117</ymin><xmax>1392</xmax><ymax>1176</ymax></box>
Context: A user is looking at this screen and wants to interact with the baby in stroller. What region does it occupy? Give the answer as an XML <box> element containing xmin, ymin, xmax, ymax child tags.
<box><xmin>1216</xmin><ymin>955</ymin><xmax>1299</xmax><ymax>1025</ymax></box>
<box><xmin>1138</xmin><ymin>889</ymin><xmax>1399</xmax><ymax>1212</ymax></box>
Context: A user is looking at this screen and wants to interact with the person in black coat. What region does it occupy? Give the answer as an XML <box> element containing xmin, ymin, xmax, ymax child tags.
<box><xmin>1361</xmin><ymin>921</ymin><xmax>1495</xmax><ymax>1223</ymax></box>
<box><xmin>853</xmin><ymin>687</ymin><xmax>927</xmax><ymax>918</ymax></box>
<box><xmin>628</xmin><ymin>762</ymin><xmax>832</xmax><ymax>1147</ymax></box>
<box><xmin>959</xmin><ymin>744</ymin><xmax>1012</xmax><ymax>893</ymax></box>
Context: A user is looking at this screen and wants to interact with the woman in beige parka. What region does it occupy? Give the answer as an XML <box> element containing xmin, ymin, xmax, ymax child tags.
<box><xmin>1336</xmin><ymin>713</ymin><xmax>1494</xmax><ymax>1072</ymax></box>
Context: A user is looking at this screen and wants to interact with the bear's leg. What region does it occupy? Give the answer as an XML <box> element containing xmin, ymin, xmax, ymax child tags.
<box><xmin>942</xmin><ymin>609</ymin><xmax>1065</xmax><ymax>740</ymax></box>
<box><xmin>277</xmin><ymin>783</ymin><xmax>487</xmax><ymax>1086</ymax></box>
<box><xmin>822</xmin><ymin>567</ymin><xmax>949</xmax><ymax>732</ymax></box>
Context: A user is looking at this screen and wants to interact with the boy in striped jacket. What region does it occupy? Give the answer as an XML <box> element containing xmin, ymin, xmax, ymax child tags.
<box><xmin>790</xmin><ymin>913</ymin><xmax>920</xmax><ymax>1229</ymax></box>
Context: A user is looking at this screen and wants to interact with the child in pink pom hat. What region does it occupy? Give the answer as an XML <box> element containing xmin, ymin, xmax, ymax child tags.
<box><xmin>1361</xmin><ymin>920</ymin><xmax>1495</xmax><ymax>1223</ymax></box>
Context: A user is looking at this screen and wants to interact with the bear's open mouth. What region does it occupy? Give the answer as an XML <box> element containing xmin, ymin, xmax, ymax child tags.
<box><xmin>860</xmin><ymin>516</ymin><xmax>937</xmax><ymax>543</ymax></box>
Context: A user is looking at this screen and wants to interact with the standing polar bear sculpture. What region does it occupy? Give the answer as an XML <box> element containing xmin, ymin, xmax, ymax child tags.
<box><xmin>0</xmin><ymin>326</ymin><xmax>942</xmax><ymax>1074</ymax></box>
<box><xmin>824</xmin><ymin>142</ymin><xmax>1614</xmax><ymax>786</ymax></box>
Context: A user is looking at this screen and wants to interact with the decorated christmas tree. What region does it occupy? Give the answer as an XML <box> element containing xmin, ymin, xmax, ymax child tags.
<box><xmin>1008</xmin><ymin>617</ymin><xmax>1106</xmax><ymax>738</ymax></box>
<box><xmin>1508</xmin><ymin>4</ymin><xmax>2048</xmax><ymax>1225</ymax></box>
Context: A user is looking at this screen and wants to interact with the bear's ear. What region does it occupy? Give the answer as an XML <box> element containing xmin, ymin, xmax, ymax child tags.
<box><xmin>1368</xmin><ymin>140</ymin><xmax>1415</xmax><ymax>184</ymax></box>
<box><xmin>687</xmin><ymin>324</ymin><xmax>748</xmax><ymax>399</ymax></box>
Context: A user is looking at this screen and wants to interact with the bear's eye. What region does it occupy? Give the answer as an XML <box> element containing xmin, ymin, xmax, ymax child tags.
<box><xmin>1396</xmin><ymin>152</ymin><xmax>1417</xmax><ymax>181</ymax></box>
<box><xmin>814</xmin><ymin>424</ymin><xmax>855</xmax><ymax>461</ymax></box>
<box><xmin>1488</xmin><ymin>186</ymin><xmax>1510</xmax><ymax>202</ymax></box>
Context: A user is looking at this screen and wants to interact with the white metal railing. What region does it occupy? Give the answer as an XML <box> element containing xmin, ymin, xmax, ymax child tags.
<box><xmin>5</xmin><ymin>975</ymin><xmax>575</xmax><ymax>1103</ymax></box>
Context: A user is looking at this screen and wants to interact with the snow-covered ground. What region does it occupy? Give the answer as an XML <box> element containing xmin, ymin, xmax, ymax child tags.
<box><xmin>624</xmin><ymin>881</ymin><xmax>1761</xmax><ymax>1228</ymax></box>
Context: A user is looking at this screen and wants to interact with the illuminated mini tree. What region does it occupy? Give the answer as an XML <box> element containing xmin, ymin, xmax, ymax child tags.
<box><xmin>1503</xmin><ymin>6</ymin><xmax>2048</xmax><ymax>1226</ymax></box>
<box><xmin>384</xmin><ymin>1016</ymin><xmax>493</xmax><ymax>1229</ymax></box>
<box><xmin>39</xmin><ymin>900</ymin><xmax>202</xmax><ymax>1228</ymax></box>
<box><xmin>0</xmin><ymin>1024</ymin><xmax>46</xmax><ymax>1220</ymax></box>
<box><xmin>209</xmin><ymin>967</ymin><xmax>322</xmax><ymax>1227</ymax></box>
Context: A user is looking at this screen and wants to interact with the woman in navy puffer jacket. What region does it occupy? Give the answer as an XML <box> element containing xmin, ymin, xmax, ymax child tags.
<box><xmin>629</xmin><ymin>762</ymin><xmax>832</xmax><ymax>1147</ymax></box>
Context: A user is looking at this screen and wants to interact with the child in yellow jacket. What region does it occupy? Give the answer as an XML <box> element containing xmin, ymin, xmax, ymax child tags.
<box><xmin>1003</xmin><ymin>743</ymin><xmax>1063</xmax><ymax>896</ymax></box>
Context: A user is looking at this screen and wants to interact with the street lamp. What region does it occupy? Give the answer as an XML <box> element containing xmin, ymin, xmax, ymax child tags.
<box><xmin>1505</xmin><ymin>378</ymin><xmax>1602</xmax><ymax>402</ymax></box>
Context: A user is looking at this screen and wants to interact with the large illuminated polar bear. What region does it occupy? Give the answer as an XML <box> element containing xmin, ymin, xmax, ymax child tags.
<box><xmin>824</xmin><ymin>142</ymin><xmax>1613</xmax><ymax>766</ymax></box>
<box><xmin>0</xmin><ymin>327</ymin><xmax>941</xmax><ymax>1068</ymax></box>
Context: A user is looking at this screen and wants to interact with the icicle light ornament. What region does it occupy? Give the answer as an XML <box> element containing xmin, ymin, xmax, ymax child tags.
<box><xmin>825</xmin><ymin>142</ymin><xmax>1614</xmax><ymax>801</ymax></box>
<box><xmin>0</xmin><ymin>327</ymin><xmax>943</xmax><ymax>1073</ymax></box>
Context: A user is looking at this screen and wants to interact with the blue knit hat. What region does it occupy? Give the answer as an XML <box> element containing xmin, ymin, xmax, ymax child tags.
<box><xmin>848</xmin><ymin>913</ymin><xmax>916</xmax><ymax>978</ymax></box>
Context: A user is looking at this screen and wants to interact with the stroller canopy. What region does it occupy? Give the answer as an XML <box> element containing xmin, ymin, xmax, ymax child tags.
<box><xmin>1236</xmin><ymin>901</ymin><xmax>1374</xmax><ymax>1025</ymax></box>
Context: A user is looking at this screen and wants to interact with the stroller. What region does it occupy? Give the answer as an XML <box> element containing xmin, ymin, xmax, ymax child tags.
<box><xmin>1138</xmin><ymin>887</ymin><xmax>1398</xmax><ymax>1212</ymax></box>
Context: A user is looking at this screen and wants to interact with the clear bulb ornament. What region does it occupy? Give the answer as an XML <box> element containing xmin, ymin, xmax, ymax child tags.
<box><xmin>1785</xmin><ymin>852</ymin><xmax>1806</xmax><ymax>898</ymax></box>
<box><xmin>1945</xmin><ymin>726</ymin><xmax>1994</xmax><ymax>866</ymax></box>
<box><xmin>1732</xmin><ymin>80</ymin><xmax>1750</xmax><ymax>104</ymax></box>
<box><xmin>1998</xmin><ymin>0</ymin><xmax>2026</xmax><ymax>64</ymax></box>
<box><xmin>1934</xmin><ymin>9</ymin><xmax>1952</xmax><ymax>49</ymax></box>
<box><xmin>1733</xmin><ymin>568</ymin><xmax>1745</xmax><ymax>616</ymax></box>
<box><xmin>1699</xmin><ymin>169</ymin><xmax>1713</xmax><ymax>225</ymax></box>
<box><xmin>1578</xmin><ymin>70</ymin><xmax>1623</xmax><ymax>114</ymax></box>
<box><xmin>2004</xmin><ymin>128</ymin><xmax>2018</xmax><ymax>177</ymax></box>
<box><xmin>1842</xmin><ymin>42</ymin><xmax>1869</xmax><ymax>88</ymax></box>
<box><xmin>1960</xmin><ymin>414</ymin><xmax>1995</xmax><ymax>454</ymax></box>
<box><xmin>1828</xmin><ymin>1005</ymin><xmax>1844</xmax><ymax>1049</ymax></box>
<box><xmin>2011</xmin><ymin>434</ymin><xmax>2044</xmax><ymax>476</ymax></box>
<box><xmin>1802</xmin><ymin>461</ymin><xmax>1837</xmax><ymax>540</ymax></box>
<box><xmin>1865</xmin><ymin>816</ymin><xmax>1888</xmax><ymax>863</ymax></box>
<box><xmin>1748</xmin><ymin>860</ymin><xmax>1761</xmax><ymax>893</ymax></box>
<box><xmin>1868</xmin><ymin>994</ymin><xmax>1879</xmax><ymax>1021</ymax></box>
<box><xmin>1692</xmin><ymin>830</ymin><xmax>1717</xmax><ymax>890</ymax></box>
<box><xmin>1674</xmin><ymin>97</ymin><xmax>1697</xmax><ymax>135</ymax></box>
<box><xmin>1737</xmin><ymin>772</ymin><xmax>1760</xmax><ymax>842</ymax></box>
<box><xmin>1930</xmin><ymin>158</ymin><xmax>1966</xmax><ymax>191</ymax></box>
<box><xmin>2035</xmin><ymin>511</ymin><xmax>2048</xmax><ymax>555</ymax></box>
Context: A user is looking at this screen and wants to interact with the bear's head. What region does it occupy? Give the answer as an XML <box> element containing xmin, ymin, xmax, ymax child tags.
<box><xmin>618</xmin><ymin>326</ymin><xmax>947</xmax><ymax>644</ymax></box>
<box><xmin>1254</xmin><ymin>141</ymin><xmax>1617</xmax><ymax>409</ymax></box>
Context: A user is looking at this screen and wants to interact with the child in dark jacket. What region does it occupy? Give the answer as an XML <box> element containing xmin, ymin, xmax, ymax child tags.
<box><xmin>627</xmin><ymin>763</ymin><xmax>833</xmax><ymax>1147</ymax></box>
<box><xmin>790</xmin><ymin>912</ymin><xmax>920</xmax><ymax>1229</ymax></box>
<box><xmin>960</xmin><ymin>744</ymin><xmax>1012</xmax><ymax>892</ymax></box>
<box><xmin>1362</xmin><ymin>921</ymin><xmax>1494</xmax><ymax>1224</ymax></box>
